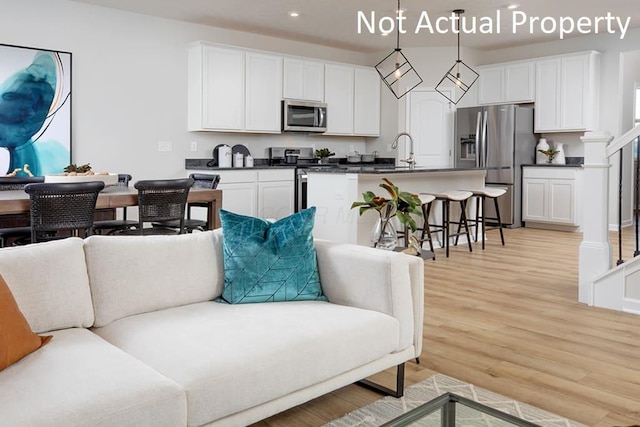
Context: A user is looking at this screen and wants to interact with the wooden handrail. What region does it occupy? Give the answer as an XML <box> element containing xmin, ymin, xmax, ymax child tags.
<box><xmin>606</xmin><ymin>124</ymin><xmax>640</xmax><ymax>158</ymax></box>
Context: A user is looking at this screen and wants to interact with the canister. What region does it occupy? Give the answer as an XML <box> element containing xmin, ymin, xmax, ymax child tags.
<box><xmin>234</xmin><ymin>152</ymin><xmax>244</xmax><ymax>168</ymax></box>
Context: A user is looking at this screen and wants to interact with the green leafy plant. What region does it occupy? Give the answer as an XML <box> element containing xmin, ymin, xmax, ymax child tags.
<box><xmin>351</xmin><ymin>178</ymin><xmax>423</xmax><ymax>233</ymax></box>
<box><xmin>538</xmin><ymin>148</ymin><xmax>560</xmax><ymax>162</ymax></box>
<box><xmin>314</xmin><ymin>148</ymin><xmax>335</xmax><ymax>159</ymax></box>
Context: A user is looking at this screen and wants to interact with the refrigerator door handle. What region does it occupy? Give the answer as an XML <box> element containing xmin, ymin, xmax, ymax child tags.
<box><xmin>482</xmin><ymin>110</ymin><xmax>489</xmax><ymax>168</ymax></box>
<box><xmin>475</xmin><ymin>111</ymin><xmax>482</xmax><ymax>168</ymax></box>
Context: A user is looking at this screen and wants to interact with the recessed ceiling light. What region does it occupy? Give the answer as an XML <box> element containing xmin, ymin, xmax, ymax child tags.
<box><xmin>507</xmin><ymin>3</ymin><xmax>520</xmax><ymax>9</ymax></box>
<box><xmin>288</xmin><ymin>11</ymin><xmax>300</xmax><ymax>18</ymax></box>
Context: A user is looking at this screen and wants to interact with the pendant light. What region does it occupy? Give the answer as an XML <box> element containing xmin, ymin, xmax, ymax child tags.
<box><xmin>375</xmin><ymin>0</ymin><xmax>423</xmax><ymax>99</ymax></box>
<box><xmin>435</xmin><ymin>9</ymin><xmax>479</xmax><ymax>104</ymax></box>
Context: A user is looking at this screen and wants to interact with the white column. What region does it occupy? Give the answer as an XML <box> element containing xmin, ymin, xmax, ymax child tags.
<box><xmin>579</xmin><ymin>132</ymin><xmax>614</xmax><ymax>304</ymax></box>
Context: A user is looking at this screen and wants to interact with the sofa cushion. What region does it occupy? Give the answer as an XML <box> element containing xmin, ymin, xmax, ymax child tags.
<box><xmin>94</xmin><ymin>300</ymin><xmax>399</xmax><ymax>426</ymax></box>
<box><xmin>0</xmin><ymin>274</ymin><xmax>52</xmax><ymax>371</ymax></box>
<box><xmin>0</xmin><ymin>328</ymin><xmax>186</xmax><ymax>427</ymax></box>
<box><xmin>219</xmin><ymin>207</ymin><xmax>326</xmax><ymax>304</ymax></box>
<box><xmin>0</xmin><ymin>237</ymin><xmax>94</xmax><ymax>333</ymax></box>
<box><xmin>85</xmin><ymin>231</ymin><xmax>223</xmax><ymax>327</ymax></box>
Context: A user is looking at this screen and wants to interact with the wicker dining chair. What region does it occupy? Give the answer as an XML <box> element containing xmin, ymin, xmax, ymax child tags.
<box><xmin>152</xmin><ymin>173</ymin><xmax>220</xmax><ymax>233</ymax></box>
<box><xmin>24</xmin><ymin>181</ymin><xmax>105</xmax><ymax>243</ymax></box>
<box><xmin>120</xmin><ymin>178</ymin><xmax>193</xmax><ymax>235</ymax></box>
<box><xmin>93</xmin><ymin>174</ymin><xmax>139</xmax><ymax>234</ymax></box>
<box><xmin>0</xmin><ymin>177</ymin><xmax>45</xmax><ymax>247</ymax></box>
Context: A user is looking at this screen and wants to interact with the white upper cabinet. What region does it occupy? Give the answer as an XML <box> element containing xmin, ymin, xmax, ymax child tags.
<box><xmin>188</xmin><ymin>42</ymin><xmax>380</xmax><ymax>136</ymax></box>
<box><xmin>283</xmin><ymin>58</ymin><xmax>324</xmax><ymax>102</ymax></box>
<box><xmin>324</xmin><ymin>64</ymin><xmax>355</xmax><ymax>135</ymax></box>
<box><xmin>324</xmin><ymin>64</ymin><xmax>380</xmax><ymax>136</ymax></box>
<box><xmin>534</xmin><ymin>51</ymin><xmax>600</xmax><ymax>132</ymax></box>
<box><xmin>188</xmin><ymin>44</ymin><xmax>245</xmax><ymax>131</ymax></box>
<box><xmin>245</xmin><ymin>52</ymin><xmax>282</xmax><ymax>132</ymax></box>
<box><xmin>477</xmin><ymin>60</ymin><xmax>534</xmax><ymax>105</ymax></box>
<box><xmin>354</xmin><ymin>68</ymin><xmax>381</xmax><ymax>136</ymax></box>
<box><xmin>188</xmin><ymin>42</ymin><xmax>282</xmax><ymax>133</ymax></box>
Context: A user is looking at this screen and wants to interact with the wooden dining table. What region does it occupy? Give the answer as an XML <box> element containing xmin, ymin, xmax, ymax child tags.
<box><xmin>0</xmin><ymin>187</ymin><xmax>223</xmax><ymax>230</ymax></box>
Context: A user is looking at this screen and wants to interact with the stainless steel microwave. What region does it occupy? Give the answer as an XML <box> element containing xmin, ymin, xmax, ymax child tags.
<box><xmin>282</xmin><ymin>99</ymin><xmax>327</xmax><ymax>132</ymax></box>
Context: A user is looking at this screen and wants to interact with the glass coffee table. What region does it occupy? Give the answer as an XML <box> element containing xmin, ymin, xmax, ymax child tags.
<box><xmin>381</xmin><ymin>392</ymin><xmax>542</xmax><ymax>427</ymax></box>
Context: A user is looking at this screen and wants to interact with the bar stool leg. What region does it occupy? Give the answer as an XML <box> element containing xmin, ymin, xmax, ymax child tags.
<box><xmin>494</xmin><ymin>196</ymin><xmax>505</xmax><ymax>246</ymax></box>
<box><xmin>420</xmin><ymin>201</ymin><xmax>436</xmax><ymax>258</ymax></box>
<box><xmin>460</xmin><ymin>199</ymin><xmax>473</xmax><ymax>253</ymax></box>
<box><xmin>481</xmin><ymin>195</ymin><xmax>486</xmax><ymax>250</ymax></box>
<box><xmin>475</xmin><ymin>195</ymin><xmax>481</xmax><ymax>242</ymax></box>
<box><xmin>443</xmin><ymin>200</ymin><xmax>450</xmax><ymax>258</ymax></box>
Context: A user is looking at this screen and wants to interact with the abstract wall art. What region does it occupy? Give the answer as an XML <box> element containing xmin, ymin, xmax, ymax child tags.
<box><xmin>0</xmin><ymin>44</ymin><xmax>71</xmax><ymax>177</ymax></box>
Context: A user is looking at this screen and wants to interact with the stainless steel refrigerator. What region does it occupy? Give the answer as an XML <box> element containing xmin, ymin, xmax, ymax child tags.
<box><xmin>454</xmin><ymin>104</ymin><xmax>536</xmax><ymax>227</ymax></box>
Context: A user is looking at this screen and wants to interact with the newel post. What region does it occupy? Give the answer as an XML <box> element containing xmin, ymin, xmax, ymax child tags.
<box><xmin>579</xmin><ymin>131</ymin><xmax>614</xmax><ymax>304</ymax></box>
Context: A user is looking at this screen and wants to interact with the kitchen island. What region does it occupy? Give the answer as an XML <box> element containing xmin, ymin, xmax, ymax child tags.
<box><xmin>307</xmin><ymin>166</ymin><xmax>487</xmax><ymax>246</ymax></box>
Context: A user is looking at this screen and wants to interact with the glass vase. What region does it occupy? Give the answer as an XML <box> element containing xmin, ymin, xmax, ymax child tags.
<box><xmin>371</xmin><ymin>216</ymin><xmax>398</xmax><ymax>250</ymax></box>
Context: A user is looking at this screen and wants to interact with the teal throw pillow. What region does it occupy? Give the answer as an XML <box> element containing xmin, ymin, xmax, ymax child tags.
<box><xmin>218</xmin><ymin>207</ymin><xmax>327</xmax><ymax>304</ymax></box>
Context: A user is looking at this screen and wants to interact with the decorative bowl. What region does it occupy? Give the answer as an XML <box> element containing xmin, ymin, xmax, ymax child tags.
<box><xmin>44</xmin><ymin>173</ymin><xmax>118</xmax><ymax>187</ymax></box>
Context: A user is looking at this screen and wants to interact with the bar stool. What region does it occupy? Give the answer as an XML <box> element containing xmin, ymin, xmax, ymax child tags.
<box><xmin>425</xmin><ymin>190</ymin><xmax>473</xmax><ymax>257</ymax></box>
<box><xmin>467</xmin><ymin>187</ymin><xmax>506</xmax><ymax>250</ymax></box>
<box><xmin>413</xmin><ymin>194</ymin><xmax>436</xmax><ymax>258</ymax></box>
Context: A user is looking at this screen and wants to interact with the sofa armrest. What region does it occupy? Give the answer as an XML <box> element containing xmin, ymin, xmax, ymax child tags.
<box><xmin>314</xmin><ymin>240</ymin><xmax>424</xmax><ymax>357</ymax></box>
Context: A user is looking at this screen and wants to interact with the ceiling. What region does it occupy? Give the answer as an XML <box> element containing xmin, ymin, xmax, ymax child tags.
<box><xmin>70</xmin><ymin>0</ymin><xmax>640</xmax><ymax>52</ymax></box>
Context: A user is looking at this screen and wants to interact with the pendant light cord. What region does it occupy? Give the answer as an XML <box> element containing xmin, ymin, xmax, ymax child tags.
<box><xmin>396</xmin><ymin>0</ymin><xmax>401</xmax><ymax>51</ymax></box>
<box><xmin>456</xmin><ymin>10</ymin><xmax>461</xmax><ymax>62</ymax></box>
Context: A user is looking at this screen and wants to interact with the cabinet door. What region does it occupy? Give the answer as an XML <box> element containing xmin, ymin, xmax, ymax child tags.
<box><xmin>522</xmin><ymin>178</ymin><xmax>547</xmax><ymax>222</ymax></box>
<box><xmin>534</xmin><ymin>58</ymin><xmax>561</xmax><ymax>132</ymax></box>
<box><xmin>477</xmin><ymin>65</ymin><xmax>504</xmax><ymax>105</ymax></box>
<box><xmin>201</xmin><ymin>45</ymin><xmax>245</xmax><ymax>130</ymax></box>
<box><xmin>217</xmin><ymin>182</ymin><xmax>257</xmax><ymax>217</ymax></box>
<box><xmin>258</xmin><ymin>181</ymin><xmax>294</xmax><ymax>220</ymax></box>
<box><xmin>505</xmin><ymin>62</ymin><xmax>534</xmax><ymax>103</ymax></box>
<box><xmin>324</xmin><ymin>64</ymin><xmax>354</xmax><ymax>135</ymax></box>
<box><xmin>548</xmin><ymin>179</ymin><xmax>576</xmax><ymax>224</ymax></box>
<box><xmin>303</xmin><ymin>61</ymin><xmax>325</xmax><ymax>102</ymax></box>
<box><xmin>354</xmin><ymin>68</ymin><xmax>380</xmax><ymax>136</ymax></box>
<box><xmin>560</xmin><ymin>54</ymin><xmax>588</xmax><ymax>131</ymax></box>
<box><xmin>245</xmin><ymin>52</ymin><xmax>282</xmax><ymax>132</ymax></box>
<box><xmin>283</xmin><ymin>58</ymin><xmax>305</xmax><ymax>100</ymax></box>
<box><xmin>283</xmin><ymin>58</ymin><xmax>324</xmax><ymax>102</ymax></box>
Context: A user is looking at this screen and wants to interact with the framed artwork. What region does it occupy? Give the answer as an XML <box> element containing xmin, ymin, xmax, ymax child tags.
<box><xmin>0</xmin><ymin>44</ymin><xmax>71</xmax><ymax>177</ymax></box>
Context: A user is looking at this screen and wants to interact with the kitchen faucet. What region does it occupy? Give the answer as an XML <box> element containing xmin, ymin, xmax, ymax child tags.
<box><xmin>392</xmin><ymin>132</ymin><xmax>416</xmax><ymax>169</ymax></box>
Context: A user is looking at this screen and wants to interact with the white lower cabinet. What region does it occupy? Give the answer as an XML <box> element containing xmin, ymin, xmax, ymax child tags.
<box><xmin>189</xmin><ymin>169</ymin><xmax>294</xmax><ymax>220</ymax></box>
<box><xmin>522</xmin><ymin>166</ymin><xmax>582</xmax><ymax>228</ymax></box>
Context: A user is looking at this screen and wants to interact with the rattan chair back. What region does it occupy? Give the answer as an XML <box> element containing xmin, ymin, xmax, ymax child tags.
<box><xmin>0</xmin><ymin>176</ymin><xmax>44</xmax><ymax>190</ymax></box>
<box><xmin>24</xmin><ymin>181</ymin><xmax>105</xmax><ymax>242</ymax></box>
<box><xmin>134</xmin><ymin>178</ymin><xmax>193</xmax><ymax>234</ymax></box>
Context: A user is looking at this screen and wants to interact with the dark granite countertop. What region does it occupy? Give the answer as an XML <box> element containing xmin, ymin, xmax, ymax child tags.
<box><xmin>306</xmin><ymin>166</ymin><xmax>489</xmax><ymax>174</ymax></box>
<box><xmin>522</xmin><ymin>164</ymin><xmax>583</xmax><ymax>168</ymax></box>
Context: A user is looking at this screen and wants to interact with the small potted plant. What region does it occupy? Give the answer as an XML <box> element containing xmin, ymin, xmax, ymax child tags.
<box><xmin>351</xmin><ymin>178</ymin><xmax>422</xmax><ymax>250</ymax></box>
<box><xmin>538</xmin><ymin>148</ymin><xmax>560</xmax><ymax>163</ymax></box>
<box><xmin>315</xmin><ymin>148</ymin><xmax>335</xmax><ymax>164</ymax></box>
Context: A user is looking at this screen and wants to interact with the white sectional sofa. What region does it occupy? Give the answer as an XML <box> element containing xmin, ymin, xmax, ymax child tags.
<box><xmin>0</xmin><ymin>230</ymin><xmax>424</xmax><ymax>427</ymax></box>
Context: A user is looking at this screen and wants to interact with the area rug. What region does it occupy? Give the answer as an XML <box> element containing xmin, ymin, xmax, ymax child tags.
<box><xmin>325</xmin><ymin>374</ymin><xmax>585</xmax><ymax>427</ymax></box>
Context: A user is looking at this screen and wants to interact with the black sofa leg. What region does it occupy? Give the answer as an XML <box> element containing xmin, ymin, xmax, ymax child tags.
<box><xmin>357</xmin><ymin>363</ymin><xmax>405</xmax><ymax>398</ymax></box>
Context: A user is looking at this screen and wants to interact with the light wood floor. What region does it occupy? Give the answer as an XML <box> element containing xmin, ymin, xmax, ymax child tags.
<box><xmin>254</xmin><ymin>227</ymin><xmax>640</xmax><ymax>426</ymax></box>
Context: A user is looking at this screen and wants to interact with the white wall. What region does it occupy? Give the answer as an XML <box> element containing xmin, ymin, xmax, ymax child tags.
<box><xmin>0</xmin><ymin>0</ymin><xmax>377</xmax><ymax>180</ymax></box>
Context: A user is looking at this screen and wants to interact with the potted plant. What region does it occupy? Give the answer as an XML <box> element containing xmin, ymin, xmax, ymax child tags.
<box><xmin>538</xmin><ymin>148</ymin><xmax>560</xmax><ymax>163</ymax></box>
<box><xmin>315</xmin><ymin>148</ymin><xmax>335</xmax><ymax>164</ymax></box>
<box><xmin>351</xmin><ymin>178</ymin><xmax>422</xmax><ymax>250</ymax></box>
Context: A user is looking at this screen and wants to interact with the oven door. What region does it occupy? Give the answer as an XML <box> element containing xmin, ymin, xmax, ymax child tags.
<box><xmin>295</xmin><ymin>168</ymin><xmax>308</xmax><ymax>213</ymax></box>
